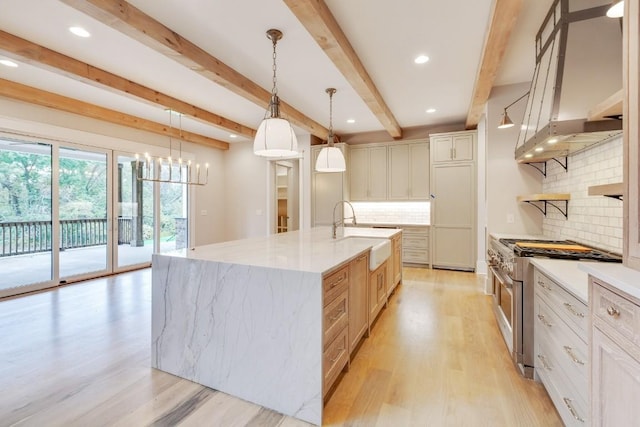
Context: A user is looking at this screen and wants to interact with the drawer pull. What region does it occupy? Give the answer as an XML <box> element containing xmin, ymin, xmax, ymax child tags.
<box><xmin>537</xmin><ymin>354</ymin><xmax>552</xmax><ymax>371</ymax></box>
<box><xmin>562</xmin><ymin>397</ymin><xmax>585</xmax><ymax>423</ymax></box>
<box><xmin>329</xmin><ymin>309</ymin><xmax>345</xmax><ymax>322</ymax></box>
<box><xmin>538</xmin><ymin>280</ymin><xmax>552</xmax><ymax>291</ymax></box>
<box><xmin>537</xmin><ymin>314</ymin><xmax>552</xmax><ymax>328</ymax></box>
<box><xmin>563</xmin><ymin>346</ymin><xmax>585</xmax><ymax>365</ymax></box>
<box><xmin>564</xmin><ymin>302</ymin><xmax>585</xmax><ymax>318</ymax></box>
<box><xmin>330</xmin><ymin>347</ymin><xmax>345</xmax><ymax>363</ymax></box>
<box><xmin>329</xmin><ymin>274</ymin><xmax>346</xmax><ymax>289</ymax></box>
<box><xmin>606</xmin><ymin>306</ymin><xmax>621</xmax><ymax>317</ymax></box>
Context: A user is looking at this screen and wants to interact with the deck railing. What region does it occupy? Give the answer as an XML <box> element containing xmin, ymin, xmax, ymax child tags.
<box><xmin>0</xmin><ymin>218</ymin><xmax>133</xmax><ymax>257</ymax></box>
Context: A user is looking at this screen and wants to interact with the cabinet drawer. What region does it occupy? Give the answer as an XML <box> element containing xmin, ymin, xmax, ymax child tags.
<box><xmin>403</xmin><ymin>248</ymin><xmax>429</xmax><ymax>264</ymax></box>
<box><xmin>536</xmin><ymin>355</ymin><xmax>589</xmax><ymax>426</ymax></box>
<box><xmin>403</xmin><ymin>235</ymin><xmax>429</xmax><ymax>249</ymax></box>
<box><xmin>593</xmin><ymin>281</ymin><xmax>640</xmax><ymax>344</ymax></box>
<box><xmin>535</xmin><ymin>298</ymin><xmax>588</xmax><ymax>398</ymax></box>
<box><xmin>535</xmin><ymin>271</ymin><xmax>588</xmax><ymax>337</ymax></box>
<box><xmin>323</xmin><ymin>264</ymin><xmax>349</xmax><ymax>306</ymax></box>
<box><xmin>323</xmin><ymin>326</ymin><xmax>348</xmax><ymax>395</ymax></box>
<box><xmin>402</xmin><ymin>226</ymin><xmax>429</xmax><ymax>238</ymax></box>
<box><xmin>324</xmin><ymin>290</ymin><xmax>348</xmax><ymax>349</ymax></box>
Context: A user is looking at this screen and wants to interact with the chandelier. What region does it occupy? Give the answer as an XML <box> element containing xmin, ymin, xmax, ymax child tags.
<box><xmin>253</xmin><ymin>29</ymin><xmax>299</xmax><ymax>158</ymax></box>
<box><xmin>136</xmin><ymin>110</ymin><xmax>208</xmax><ymax>185</ymax></box>
<box><xmin>315</xmin><ymin>88</ymin><xmax>346</xmax><ymax>172</ymax></box>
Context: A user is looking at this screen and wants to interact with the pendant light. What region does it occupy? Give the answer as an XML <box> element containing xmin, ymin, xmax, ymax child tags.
<box><xmin>253</xmin><ymin>29</ymin><xmax>299</xmax><ymax>158</ymax></box>
<box><xmin>315</xmin><ymin>88</ymin><xmax>346</xmax><ymax>172</ymax></box>
<box><xmin>606</xmin><ymin>1</ymin><xmax>624</xmax><ymax>18</ymax></box>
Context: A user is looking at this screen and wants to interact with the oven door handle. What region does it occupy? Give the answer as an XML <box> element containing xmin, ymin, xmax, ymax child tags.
<box><xmin>490</xmin><ymin>266</ymin><xmax>514</xmax><ymax>289</ymax></box>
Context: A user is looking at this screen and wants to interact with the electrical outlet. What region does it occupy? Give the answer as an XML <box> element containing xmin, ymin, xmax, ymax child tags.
<box><xmin>507</xmin><ymin>213</ymin><xmax>515</xmax><ymax>224</ymax></box>
<box><xmin>201</xmin><ymin>210</ymin><xmax>207</xmax><ymax>216</ymax></box>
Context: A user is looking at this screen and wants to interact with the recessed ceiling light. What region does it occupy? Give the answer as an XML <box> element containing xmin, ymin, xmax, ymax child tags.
<box><xmin>0</xmin><ymin>59</ymin><xmax>18</xmax><ymax>67</ymax></box>
<box><xmin>414</xmin><ymin>55</ymin><xmax>429</xmax><ymax>64</ymax></box>
<box><xmin>426</xmin><ymin>108</ymin><xmax>436</xmax><ymax>114</ymax></box>
<box><xmin>346</xmin><ymin>119</ymin><xmax>355</xmax><ymax>124</ymax></box>
<box><xmin>69</xmin><ymin>26</ymin><xmax>91</xmax><ymax>38</ymax></box>
<box><xmin>229</xmin><ymin>134</ymin><xmax>237</xmax><ymax>138</ymax></box>
<box><xmin>535</xmin><ymin>147</ymin><xmax>544</xmax><ymax>152</ymax></box>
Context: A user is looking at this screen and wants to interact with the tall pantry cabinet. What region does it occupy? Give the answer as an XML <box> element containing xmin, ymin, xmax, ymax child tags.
<box><xmin>429</xmin><ymin>130</ymin><xmax>476</xmax><ymax>271</ymax></box>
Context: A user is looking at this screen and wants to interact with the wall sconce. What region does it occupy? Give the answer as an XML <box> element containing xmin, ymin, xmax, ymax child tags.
<box><xmin>498</xmin><ymin>92</ymin><xmax>529</xmax><ymax>129</ymax></box>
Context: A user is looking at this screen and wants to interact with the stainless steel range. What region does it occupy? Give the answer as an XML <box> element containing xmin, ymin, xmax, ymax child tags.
<box><xmin>487</xmin><ymin>234</ymin><xmax>621</xmax><ymax>378</ymax></box>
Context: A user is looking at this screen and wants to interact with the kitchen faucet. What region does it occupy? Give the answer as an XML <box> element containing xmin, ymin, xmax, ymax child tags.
<box><xmin>332</xmin><ymin>200</ymin><xmax>357</xmax><ymax>239</ymax></box>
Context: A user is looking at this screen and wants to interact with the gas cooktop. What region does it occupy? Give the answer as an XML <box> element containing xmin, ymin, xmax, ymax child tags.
<box><xmin>498</xmin><ymin>238</ymin><xmax>622</xmax><ymax>262</ymax></box>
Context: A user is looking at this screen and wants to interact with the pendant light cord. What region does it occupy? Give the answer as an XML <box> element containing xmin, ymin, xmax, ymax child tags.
<box><xmin>271</xmin><ymin>37</ymin><xmax>278</xmax><ymax>97</ymax></box>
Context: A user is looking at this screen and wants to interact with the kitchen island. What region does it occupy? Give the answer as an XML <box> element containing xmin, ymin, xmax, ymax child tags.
<box><xmin>151</xmin><ymin>226</ymin><xmax>401</xmax><ymax>425</ymax></box>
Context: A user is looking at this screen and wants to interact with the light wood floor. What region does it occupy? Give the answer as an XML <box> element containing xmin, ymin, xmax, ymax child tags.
<box><xmin>0</xmin><ymin>267</ymin><xmax>562</xmax><ymax>426</ymax></box>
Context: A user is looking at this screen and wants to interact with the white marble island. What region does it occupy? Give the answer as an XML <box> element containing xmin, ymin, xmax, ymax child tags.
<box><xmin>151</xmin><ymin>226</ymin><xmax>400</xmax><ymax>425</ymax></box>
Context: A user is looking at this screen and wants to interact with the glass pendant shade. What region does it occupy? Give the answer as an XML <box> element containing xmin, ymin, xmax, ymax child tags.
<box><xmin>315</xmin><ymin>146</ymin><xmax>346</xmax><ymax>172</ymax></box>
<box><xmin>253</xmin><ymin>117</ymin><xmax>299</xmax><ymax>157</ymax></box>
<box><xmin>606</xmin><ymin>1</ymin><xmax>624</xmax><ymax>18</ymax></box>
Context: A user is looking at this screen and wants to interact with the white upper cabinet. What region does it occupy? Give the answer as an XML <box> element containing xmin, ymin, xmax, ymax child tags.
<box><xmin>349</xmin><ymin>146</ymin><xmax>388</xmax><ymax>201</ymax></box>
<box><xmin>389</xmin><ymin>142</ymin><xmax>429</xmax><ymax>200</ymax></box>
<box><xmin>431</xmin><ymin>132</ymin><xmax>474</xmax><ymax>163</ymax></box>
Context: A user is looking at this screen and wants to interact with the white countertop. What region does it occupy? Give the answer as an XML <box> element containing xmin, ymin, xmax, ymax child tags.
<box><xmin>156</xmin><ymin>226</ymin><xmax>401</xmax><ymax>274</ymax></box>
<box><xmin>579</xmin><ymin>263</ymin><xmax>640</xmax><ymax>301</ymax></box>
<box><xmin>356</xmin><ymin>222</ymin><xmax>429</xmax><ymax>227</ymax></box>
<box><xmin>529</xmin><ymin>258</ymin><xmax>591</xmax><ymax>303</ymax></box>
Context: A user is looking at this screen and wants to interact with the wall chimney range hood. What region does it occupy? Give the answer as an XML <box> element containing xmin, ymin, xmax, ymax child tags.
<box><xmin>514</xmin><ymin>0</ymin><xmax>623</xmax><ymax>164</ymax></box>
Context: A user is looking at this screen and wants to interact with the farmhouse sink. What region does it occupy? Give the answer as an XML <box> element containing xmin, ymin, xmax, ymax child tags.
<box><xmin>368</xmin><ymin>239</ymin><xmax>391</xmax><ymax>271</ymax></box>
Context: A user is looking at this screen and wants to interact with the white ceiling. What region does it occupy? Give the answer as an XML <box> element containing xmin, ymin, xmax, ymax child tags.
<box><xmin>0</xmin><ymin>0</ymin><xmax>554</xmax><ymax>145</ymax></box>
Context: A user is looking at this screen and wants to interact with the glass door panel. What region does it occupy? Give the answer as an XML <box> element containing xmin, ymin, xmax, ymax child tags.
<box><xmin>58</xmin><ymin>147</ymin><xmax>108</xmax><ymax>279</ymax></box>
<box><xmin>159</xmin><ymin>162</ymin><xmax>188</xmax><ymax>253</ymax></box>
<box><xmin>0</xmin><ymin>139</ymin><xmax>53</xmax><ymax>295</ymax></box>
<box><xmin>115</xmin><ymin>154</ymin><xmax>154</xmax><ymax>269</ymax></box>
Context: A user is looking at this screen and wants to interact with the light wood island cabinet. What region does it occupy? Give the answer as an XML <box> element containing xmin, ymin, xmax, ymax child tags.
<box><xmin>369</xmin><ymin>260</ymin><xmax>387</xmax><ymax>327</ymax></box>
<box><xmin>348</xmin><ymin>252</ymin><xmax>369</xmax><ymax>354</ymax></box>
<box><xmin>322</xmin><ymin>264</ymin><xmax>350</xmax><ymax>395</ymax></box>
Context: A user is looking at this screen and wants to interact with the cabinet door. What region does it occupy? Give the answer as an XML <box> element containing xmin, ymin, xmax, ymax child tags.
<box><xmin>368</xmin><ymin>265</ymin><xmax>386</xmax><ymax>326</ymax></box>
<box><xmin>592</xmin><ymin>326</ymin><xmax>640</xmax><ymax>425</ymax></box>
<box><xmin>409</xmin><ymin>143</ymin><xmax>429</xmax><ymax>199</ymax></box>
<box><xmin>431</xmin><ymin>163</ymin><xmax>475</xmax><ymax>270</ymax></box>
<box><xmin>388</xmin><ymin>144</ymin><xmax>410</xmax><ymax>200</ymax></box>
<box><xmin>348</xmin><ymin>253</ymin><xmax>369</xmax><ymax>354</ymax></box>
<box><xmin>349</xmin><ymin>147</ymin><xmax>368</xmax><ymax>201</ymax></box>
<box><xmin>431</xmin><ymin>136</ymin><xmax>453</xmax><ymax>162</ymax></box>
<box><xmin>368</xmin><ymin>146</ymin><xmax>388</xmax><ymax>200</ymax></box>
<box><xmin>452</xmin><ymin>134</ymin><xmax>474</xmax><ymax>161</ymax></box>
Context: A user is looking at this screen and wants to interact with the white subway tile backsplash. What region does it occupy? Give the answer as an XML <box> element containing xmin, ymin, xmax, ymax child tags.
<box><xmin>350</xmin><ymin>201</ymin><xmax>430</xmax><ymax>225</ymax></box>
<box><xmin>541</xmin><ymin>136</ymin><xmax>623</xmax><ymax>254</ymax></box>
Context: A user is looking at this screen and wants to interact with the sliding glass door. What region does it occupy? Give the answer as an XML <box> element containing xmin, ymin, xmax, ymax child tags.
<box><xmin>0</xmin><ymin>139</ymin><xmax>53</xmax><ymax>296</ymax></box>
<box><xmin>58</xmin><ymin>146</ymin><xmax>109</xmax><ymax>280</ymax></box>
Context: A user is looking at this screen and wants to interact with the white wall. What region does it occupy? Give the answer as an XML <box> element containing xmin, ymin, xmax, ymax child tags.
<box><xmin>542</xmin><ymin>136</ymin><xmax>623</xmax><ymax>253</ymax></box>
<box><xmin>486</xmin><ymin>83</ymin><xmax>544</xmax><ymax>236</ymax></box>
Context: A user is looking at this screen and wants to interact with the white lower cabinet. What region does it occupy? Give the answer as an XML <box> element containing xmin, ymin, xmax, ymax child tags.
<box><xmin>402</xmin><ymin>225</ymin><xmax>429</xmax><ymax>266</ymax></box>
<box><xmin>590</xmin><ymin>277</ymin><xmax>640</xmax><ymax>426</ymax></box>
<box><xmin>534</xmin><ymin>269</ymin><xmax>589</xmax><ymax>426</ymax></box>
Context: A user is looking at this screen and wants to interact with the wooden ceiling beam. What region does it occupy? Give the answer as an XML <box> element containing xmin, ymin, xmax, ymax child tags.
<box><xmin>0</xmin><ymin>78</ymin><xmax>229</xmax><ymax>150</ymax></box>
<box><xmin>284</xmin><ymin>0</ymin><xmax>402</xmax><ymax>139</ymax></box>
<box><xmin>0</xmin><ymin>30</ymin><xmax>254</xmax><ymax>139</ymax></box>
<box><xmin>465</xmin><ymin>0</ymin><xmax>523</xmax><ymax>129</ymax></box>
<box><xmin>60</xmin><ymin>0</ymin><xmax>330</xmax><ymax>140</ymax></box>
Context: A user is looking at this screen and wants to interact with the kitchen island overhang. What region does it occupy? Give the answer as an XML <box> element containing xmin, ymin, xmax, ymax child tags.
<box><xmin>151</xmin><ymin>226</ymin><xmax>401</xmax><ymax>425</ymax></box>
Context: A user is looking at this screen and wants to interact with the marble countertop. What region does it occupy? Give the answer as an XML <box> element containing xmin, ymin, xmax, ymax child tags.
<box><xmin>529</xmin><ymin>258</ymin><xmax>591</xmax><ymax>303</ymax></box>
<box><xmin>156</xmin><ymin>226</ymin><xmax>401</xmax><ymax>274</ymax></box>
<box><xmin>355</xmin><ymin>222</ymin><xmax>430</xmax><ymax>227</ymax></box>
<box><xmin>579</xmin><ymin>263</ymin><xmax>640</xmax><ymax>301</ymax></box>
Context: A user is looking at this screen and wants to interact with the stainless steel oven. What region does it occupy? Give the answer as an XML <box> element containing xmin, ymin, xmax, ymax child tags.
<box><xmin>488</xmin><ymin>233</ymin><xmax>622</xmax><ymax>379</ymax></box>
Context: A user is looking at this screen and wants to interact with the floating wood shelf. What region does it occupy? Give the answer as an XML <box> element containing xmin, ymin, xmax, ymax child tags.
<box><xmin>517</xmin><ymin>193</ymin><xmax>571</xmax><ymax>218</ymax></box>
<box><xmin>587</xmin><ymin>183</ymin><xmax>623</xmax><ymax>200</ymax></box>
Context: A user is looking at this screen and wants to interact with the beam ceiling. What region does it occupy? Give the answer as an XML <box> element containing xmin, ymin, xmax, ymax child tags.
<box><xmin>284</xmin><ymin>0</ymin><xmax>403</xmax><ymax>139</ymax></box>
<box><xmin>60</xmin><ymin>0</ymin><xmax>330</xmax><ymax>140</ymax></box>
<box><xmin>0</xmin><ymin>78</ymin><xmax>229</xmax><ymax>150</ymax></box>
<box><xmin>465</xmin><ymin>0</ymin><xmax>523</xmax><ymax>129</ymax></box>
